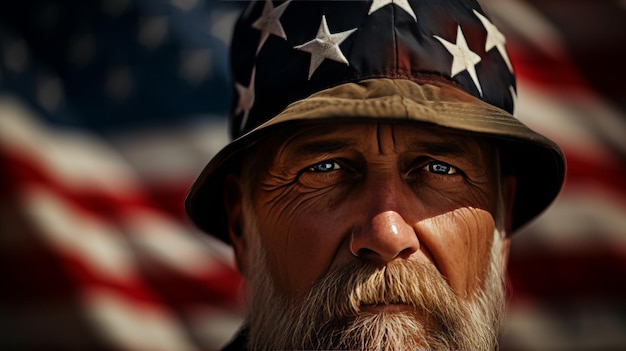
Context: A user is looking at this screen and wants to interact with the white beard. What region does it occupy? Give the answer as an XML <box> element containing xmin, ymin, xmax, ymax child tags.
<box><xmin>242</xmin><ymin>208</ymin><xmax>506</xmax><ymax>351</ymax></box>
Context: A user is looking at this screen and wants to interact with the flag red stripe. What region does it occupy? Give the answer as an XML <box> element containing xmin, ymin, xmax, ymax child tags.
<box><xmin>509</xmin><ymin>46</ymin><xmax>589</xmax><ymax>88</ymax></box>
<box><xmin>1</xmin><ymin>148</ymin><xmax>242</xmax><ymax>307</ymax></box>
<box><xmin>508</xmin><ymin>246</ymin><xmax>626</xmax><ymax>302</ymax></box>
<box><xmin>563</xmin><ymin>150</ymin><xmax>626</xmax><ymax>198</ymax></box>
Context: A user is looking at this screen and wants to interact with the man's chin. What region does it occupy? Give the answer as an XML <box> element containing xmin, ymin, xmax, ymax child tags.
<box><xmin>358</xmin><ymin>304</ymin><xmax>441</xmax><ymax>330</ymax></box>
<box><xmin>328</xmin><ymin>309</ymin><xmax>441</xmax><ymax>351</ymax></box>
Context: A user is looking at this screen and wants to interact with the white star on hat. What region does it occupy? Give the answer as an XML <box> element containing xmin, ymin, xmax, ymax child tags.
<box><xmin>235</xmin><ymin>67</ymin><xmax>256</xmax><ymax>132</ymax></box>
<box><xmin>435</xmin><ymin>26</ymin><xmax>483</xmax><ymax>96</ymax></box>
<box><xmin>294</xmin><ymin>15</ymin><xmax>357</xmax><ymax>80</ymax></box>
<box><xmin>473</xmin><ymin>10</ymin><xmax>512</xmax><ymax>72</ymax></box>
<box><xmin>509</xmin><ymin>85</ymin><xmax>518</xmax><ymax>116</ymax></box>
<box><xmin>252</xmin><ymin>0</ymin><xmax>292</xmax><ymax>53</ymax></box>
<box><xmin>368</xmin><ymin>0</ymin><xmax>417</xmax><ymax>22</ymax></box>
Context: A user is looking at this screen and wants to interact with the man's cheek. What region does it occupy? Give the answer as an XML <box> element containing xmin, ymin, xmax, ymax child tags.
<box><xmin>259</xmin><ymin>182</ymin><xmax>347</xmax><ymax>225</ymax></box>
<box><xmin>417</xmin><ymin>181</ymin><xmax>494</xmax><ymax>216</ymax></box>
<box><xmin>416</xmin><ymin>207</ymin><xmax>495</xmax><ymax>297</ymax></box>
<box><xmin>254</xmin><ymin>184</ymin><xmax>349</xmax><ymax>292</ymax></box>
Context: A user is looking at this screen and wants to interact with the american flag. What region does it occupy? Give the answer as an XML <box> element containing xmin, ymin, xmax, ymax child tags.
<box><xmin>0</xmin><ymin>1</ymin><xmax>624</xmax><ymax>350</ymax></box>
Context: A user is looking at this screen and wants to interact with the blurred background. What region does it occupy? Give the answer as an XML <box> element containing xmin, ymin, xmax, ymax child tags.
<box><xmin>0</xmin><ymin>0</ymin><xmax>624</xmax><ymax>350</ymax></box>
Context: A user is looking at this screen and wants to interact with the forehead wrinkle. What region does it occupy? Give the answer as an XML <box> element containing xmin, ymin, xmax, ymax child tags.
<box><xmin>391</xmin><ymin>124</ymin><xmax>397</xmax><ymax>153</ymax></box>
<box><xmin>376</xmin><ymin>123</ymin><xmax>383</xmax><ymax>155</ymax></box>
<box><xmin>375</xmin><ymin>123</ymin><xmax>401</xmax><ymax>155</ymax></box>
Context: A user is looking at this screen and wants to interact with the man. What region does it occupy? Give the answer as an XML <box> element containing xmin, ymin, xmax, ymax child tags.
<box><xmin>186</xmin><ymin>0</ymin><xmax>565</xmax><ymax>350</ymax></box>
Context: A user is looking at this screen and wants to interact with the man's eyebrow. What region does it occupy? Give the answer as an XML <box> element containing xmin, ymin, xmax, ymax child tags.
<box><xmin>418</xmin><ymin>142</ymin><xmax>464</xmax><ymax>156</ymax></box>
<box><xmin>409</xmin><ymin>139</ymin><xmax>480</xmax><ymax>159</ymax></box>
<box><xmin>293</xmin><ymin>139</ymin><xmax>357</xmax><ymax>157</ymax></box>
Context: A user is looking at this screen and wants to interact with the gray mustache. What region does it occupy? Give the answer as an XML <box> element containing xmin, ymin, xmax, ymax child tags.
<box><xmin>305</xmin><ymin>261</ymin><xmax>462</xmax><ymax>322</ymax></box>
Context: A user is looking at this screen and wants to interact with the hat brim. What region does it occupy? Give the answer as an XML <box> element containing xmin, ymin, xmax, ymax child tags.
<box><xmin>185</xmin><ymin>78</ymin><xmax>566</xmax><ymax>243</ymax></box>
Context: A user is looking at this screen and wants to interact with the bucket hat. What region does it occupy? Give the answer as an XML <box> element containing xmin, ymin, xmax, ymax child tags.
<box><xmin>185</xmin><ymin>0</ymin><xmax>566</xmax><ymax>242</ymax></box>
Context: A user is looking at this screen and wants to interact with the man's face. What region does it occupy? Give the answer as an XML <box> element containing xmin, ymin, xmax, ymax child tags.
<box><xmin>227</xmin><ymin>122</ymin><xmax>513</xmax><ymax>350</ymax></box>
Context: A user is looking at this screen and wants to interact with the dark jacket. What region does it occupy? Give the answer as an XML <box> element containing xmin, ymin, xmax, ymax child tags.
<box><xmin>222</xmin><ymin>328</ymin><xmax>248</xmax><ymax>351</ymax></box>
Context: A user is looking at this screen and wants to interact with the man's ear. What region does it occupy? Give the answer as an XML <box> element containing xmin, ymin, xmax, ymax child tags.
<box><xmin>224</xmin><ymin>174</ymin><xmax>249</xmax><ymax>278</ymax></box>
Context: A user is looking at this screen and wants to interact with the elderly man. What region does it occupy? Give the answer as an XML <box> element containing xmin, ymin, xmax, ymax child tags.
<box><xmin>186</xmin><ymin>0</ymin><xmax>565</xmax><ymax>350</ymax></box>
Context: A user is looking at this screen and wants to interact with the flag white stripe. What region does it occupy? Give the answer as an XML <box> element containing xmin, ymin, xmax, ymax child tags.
<box><xmin>86</xmin><ymin>289</ymin><xmax>200</xmax><ymax>351</ymax></box>
<box><xmin>22</xmin><ymin>185</ymin><xmax>137</xmax><ymax>281</ymax></box>
<box><xmin>0</xmin><ymin>95</ymin><xmax>139</xmax><ymax>193</ymax></box>
<box><xmin>483</xmin><ymin>0</ymin><xmax>566</xmax><ymax>58</ymax></box>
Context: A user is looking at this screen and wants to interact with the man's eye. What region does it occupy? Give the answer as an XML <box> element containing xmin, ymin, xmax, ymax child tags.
<box><xmin>423</xmin><ymin>161</ymin><xmax>457</xmax><ymax>175</ymax></box>
<box><xmin>307</xmin><ymin>160</ymin><xmax>342</xmax><ymax>172</ymax></box>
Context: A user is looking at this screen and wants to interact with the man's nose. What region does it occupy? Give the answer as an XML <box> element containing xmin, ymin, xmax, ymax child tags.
<box><xmin>350</xmin><ymin>211</ymin><xmax>419</xmax><ymax>263</ymax></box>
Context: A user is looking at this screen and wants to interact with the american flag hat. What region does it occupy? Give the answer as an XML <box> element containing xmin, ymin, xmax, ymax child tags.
<box><xmin>186</xmin><ymin>0</ymin><xmax>566</xmax><ymax>242</ymax></box>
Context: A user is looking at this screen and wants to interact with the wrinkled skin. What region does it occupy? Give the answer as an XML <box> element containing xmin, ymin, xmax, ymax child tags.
<box><xmin>227</xmin><ymin>122</ymin><xmax>515</xmax><ymax>306</ymax></box>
